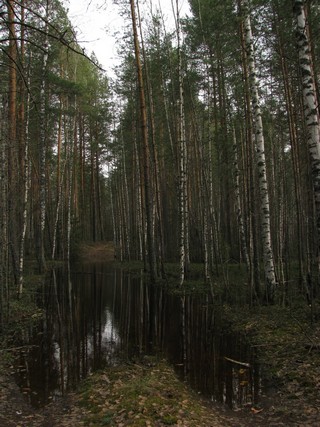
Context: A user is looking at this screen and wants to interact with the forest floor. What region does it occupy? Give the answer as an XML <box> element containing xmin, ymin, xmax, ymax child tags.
<box><xmin>1</xmin><ymin>242</ymin><xmax>320</xmax><ymax>426</ymax></box>
<box><xmin>76</xmin><ymin>241</ymin><xmax>115</xmax><ymax>263</ymax></box>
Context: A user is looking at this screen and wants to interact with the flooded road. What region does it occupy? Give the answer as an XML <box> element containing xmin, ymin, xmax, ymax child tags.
<box><xmin>13</xmin><ymin>263</ymin><xmax>261</xmax><ymax>409</ymax></box>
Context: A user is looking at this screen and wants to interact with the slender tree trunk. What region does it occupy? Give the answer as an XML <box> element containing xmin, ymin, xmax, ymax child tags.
<box><xmin>17</xmin><ymin>0</ymin><xmax>28</xmax><ymax>297</ymax></box>
<box><xmin>238</xmin><ymin>1</ymin><xmax>260</xmax><ymax>300</ymax></box>
<box><xmin>110</xmin><ymin>182</ymin><xmax>117</xmax><ymax>259</ymax></box>
<box><xmin>18</xmin><ymin>0</ymin><xmax>26</xmax><ymax>174</ymax></box>
<box><xmin>233</xmin><ymin>127</ymin><xmax>250</xmax><ymax>268</ymax></box>
<box><xmin>17</xmin><ymin>81</ymin><xmax>31</xmax><ymax>298</ymax></box>
<box><xmin>90</xmin><ymin>132</ymin><xmax>96</xmax><ymax>242</ymax></box>
<box><xmin>130</xmin><ymin>0</ymin><xmax>157</xmax><ymax>283</ymax></box>
<box><xmin>95</xmin><ymin>150</ymin><xmax>104</xmax><ymax>240</ymax></box>
<box><xmin>52</xmin><ymin>96</ymin><xmax>64</xmax><ymax>260</ymax></box>
<box><xmin>52</xmin><ymin>168</ymin><xmax>64</xmax><ymax>260</ymax></box>
<box><xmin>0</xmin><ymin>91</ymin><xmax>9</xmax><ymax>327</ymax></box>
<box><xmin>176</xmin><ymin>0</ymin><xmax>189</xmax><ymax>286</ymax></box>
<box><xmin>67</xmin><ymin>114</ymin><xmax>75</xmax><ymax>262</ymax></box>
<box><xmin>276</xmin><ymin>15</ymin><xmax>305</xmax><ymax>288</ymax></box>
<box><xmin>137</xmin><ymin>4</ymin><xmax>166</xmax><ymax>276</ymax></box>
<box><xmin>7</xmin><ymin>0</ymin><xmax>19</xmax><ymax>283</ymax></box>
<box><xmin>133</xmin><ymin>131</ymin><xmax>144</xmax><ymax>261</ymax></box>
<box><xmin>241</xmin><ymin>0</ymin><xmax>277</xmax><ymax>301</ymax></box>
<box><xmin>120</xmin><ymin>131</ymin><xmax>131</xmax><ymax>259</ymax></box>
<box><xmin>38</xmin><ymin>2</ymin><xmax>49</xmax><ymax>272</ymax></box>
<box><xmin>294</xmin><ymin>0</ymin><xmax>320</xmax><ymax>268</ymax></box>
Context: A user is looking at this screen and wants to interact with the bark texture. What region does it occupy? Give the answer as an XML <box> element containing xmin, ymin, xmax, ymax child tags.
<box><xmin>294</xmin><ymin>0</ymin><xmax>320</xmax><ymax>255</ymax></box>
<box><xmin>242</xmin><ymin>0</ymin><xmax>277</xmax><ymax>300</ymax></box>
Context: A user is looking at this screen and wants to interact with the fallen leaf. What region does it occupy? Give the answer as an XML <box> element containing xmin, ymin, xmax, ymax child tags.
<box><xmin>251</xmin><ymin>407</ymin><xmax>263</xmax><ymax>414</ymax></box>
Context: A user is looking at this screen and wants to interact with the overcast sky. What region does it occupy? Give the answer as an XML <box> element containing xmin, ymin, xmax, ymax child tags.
<box><xmin>62</xmin><ymin>0</ymin><xmax>190</xmax><ymax>76</ymax></box>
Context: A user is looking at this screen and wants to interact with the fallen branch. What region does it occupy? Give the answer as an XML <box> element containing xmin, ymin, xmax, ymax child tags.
<box><xmin>305</xmin><ymin>344</ymin><xmax>320</xmax><ymax>351</ymax></box>
<box><xmin>224</xmin><ymin>356</ymin><xmax>250</xmax><ymax>368</ymax></box>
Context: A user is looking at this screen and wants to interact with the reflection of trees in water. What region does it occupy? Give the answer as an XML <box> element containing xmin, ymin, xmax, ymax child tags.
<box><xmin>14</xmin><ymin>265</ymin><xmax>261</xmax><ymax>409</ymax></box>
<box><xmin>51</xmin><ymin>264</ymin><xmax>122</xmax><ymax>383</ymax></box>
<box><xmin>178</xmin><ymin>294</ymin><xmax>260</xmax><ymax>409</ymax></box>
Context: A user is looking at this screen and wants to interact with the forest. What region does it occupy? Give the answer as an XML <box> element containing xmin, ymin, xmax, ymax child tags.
<box><xmin>1</xmin><ymin>0</ymin><xmax>320</xmax><ymax>425</ymax></box>
<box><xmin>1</xmin><ymin>0</ymin><xmax>320</xmax><ymax>308</ymax></box>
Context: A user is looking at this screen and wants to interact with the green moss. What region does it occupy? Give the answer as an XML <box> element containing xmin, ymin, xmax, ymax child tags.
<box><xmin>76</xmin><ymin>359</ymin><xmax>225</xmax><ymax>426</ymax></box>
<box><xmin>101</xmin><ymin>413</ymin><xmax>113</xmax><ymax>425</ymax></box>
<box><xmin>161</xmin><ymin>414</ymin><xmax>178</xmax><ymax>424</ymax></box>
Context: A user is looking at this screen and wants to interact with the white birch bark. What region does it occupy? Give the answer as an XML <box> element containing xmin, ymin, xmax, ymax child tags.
<box><xmin>242</xmin><ymin>0</ymin><xmax>277</xmax><ymax>299</ymax></box>
<box><xmin>176</xmin><ymin>0</ymin><xmax>189</xmax><ymax>286</ymax></box>
<box><xmin>294</xmin><ymin>0</ymin><xmax>320</xmax><ymax>248</ymax></box>
<box><xmin>17</xmin><ymin>0</ymin><xmax>27</xmax><ymax>297</ymax></box>
<box><xmin>18</xmin><ymin>86</ymin><xmax>31</xmax><ymax>297</ymax></box>
<box><xmin>66</xmin><ymin>116</ymin><xmax>75</xmax><ymax>263</ymax></box>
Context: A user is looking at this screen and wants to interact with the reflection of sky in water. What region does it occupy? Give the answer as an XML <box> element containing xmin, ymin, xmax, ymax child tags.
<box><xmin>53</xmin><ymin>341</ymin><xmax>60</xmax><ymax>365</ymax></box>
<box><xmin>14</xmin><ymin>266</ymin><xmax>261</xmax><ymax>410</ymax></box>
<box><xmin>53</xmin><ymin>308</ymin><xmax>120</xmax><ymax>367</ymax></box>
<box><xmin>101</xmin><ymin>309</ymin><xmax>120</xmax><ymax>346</ymax></box>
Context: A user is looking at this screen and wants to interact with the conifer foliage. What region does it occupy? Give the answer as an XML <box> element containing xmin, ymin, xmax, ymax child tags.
<box><xmin>1</xmin><ymin>0</ymin><xmax>320</xmax><ymax>322</ymax></box>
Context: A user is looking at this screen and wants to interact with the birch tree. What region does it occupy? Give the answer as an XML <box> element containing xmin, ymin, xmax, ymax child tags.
<box><xmin>294</xmin><ymin>0</ymin><xmax>320</xmax><ymax>266</ymax></box>
<box><xmin>176</xmin><ymin>0</ymin><xmax>189</xmax><ymax>286</ymax></box>
<box><xmin>37</xmin><ymin>1</ymin><xmax>49</xmax><ymax>272</ymax></box>
<box><xmin>240</xmin><ymin>0</ymin><xmax>277</xmax><ymax>301</ymax></box>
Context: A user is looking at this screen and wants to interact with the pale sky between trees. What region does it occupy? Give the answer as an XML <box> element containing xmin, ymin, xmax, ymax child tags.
<box><xmin>63</xmin><ymin>0</ymin><xmax>190</xmax><ymax>75</ymax></box>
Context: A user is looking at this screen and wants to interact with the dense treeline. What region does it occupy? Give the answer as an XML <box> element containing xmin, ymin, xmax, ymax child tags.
<box><xmin>111</xmin><ymin>0</ymin><xmax>320</xmax><ymax>302</ymax></box>
<box><xmin>1</xmin><ymin>0</ymin><xmax>320</xmax><ymax>328</ymax></box>
<box><xmin>0</xmin><ymin>0</ymin><xmax>111</xmax><ymax>326</ymax></box>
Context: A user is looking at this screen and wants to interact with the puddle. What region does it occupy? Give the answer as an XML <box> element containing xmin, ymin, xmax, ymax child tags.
<box><xmin>13</xmin><ymin>263</ymin><xmax>260</xmax><ymax>409</ymax></box>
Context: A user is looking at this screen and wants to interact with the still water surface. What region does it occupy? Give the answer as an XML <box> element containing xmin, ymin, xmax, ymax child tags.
<box><xmin>14</xmin><ymin>263</ymin><xmax>261</xmax><ymax>409</ymax></box>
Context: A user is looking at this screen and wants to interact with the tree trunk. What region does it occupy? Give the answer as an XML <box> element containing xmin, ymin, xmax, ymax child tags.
<box><xmin>17</xmin><ymin>76</ymin><xmax>31</xmax><ymax>298</ymax></box>
<box><xmin>294</xmin><ymin>0</ymin><xmax>320</xmax><ymax>266</ymax></box>
<box><xmin>275</xmin><ymin>11</ymin><xmax>305</xmax><ymax>289</ymax></box>
<box><xmin>130</xmin><ymin>0</ymin><xmax>157</xmax><ymax>283</ymax></box>
<box><xmin>37</xmin><ymin>2</ymin><xmax>49</xmax><ymax>272</ymax></box>
<box><xmin>241</xmin><ymin>0</ymin><xmax>277</xmax><ymax>301</ymax></box>
<box><xmin>233</xmin><ymin>127</ymin><xmax>250</xmax><ymax>268</ymax></box>
<box><xmin>7</xmin><ymin>0</ymin><xmax>19</xmax><ymax>283</ymax></box>
<box><xmin>0</xmin><ymin>85</ymin><xmax>9</xmax><ymax>327</ymax></box>
<box><xmin>176</xmin><ymin>0</ymin><xmax>189</xmax><ymax>286</ymax></box>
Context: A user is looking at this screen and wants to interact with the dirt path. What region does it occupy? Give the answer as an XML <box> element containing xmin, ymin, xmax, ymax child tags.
<box><xmin>76</xmin><ymin>241</ymin><xmax>115</xmax><ymax>263</ymax></box>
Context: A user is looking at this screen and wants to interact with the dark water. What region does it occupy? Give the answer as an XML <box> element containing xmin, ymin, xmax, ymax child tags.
<box><xmin>13</xmin><ymin>263</ymin><xmax>260</xmax><ymax>409</ymax></box>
